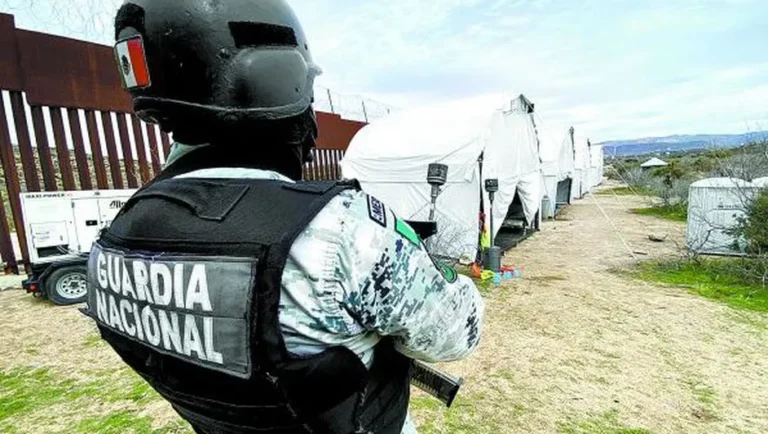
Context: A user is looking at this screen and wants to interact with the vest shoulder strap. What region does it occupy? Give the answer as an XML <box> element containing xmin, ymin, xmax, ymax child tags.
<box><xmin>104</xmin><ymin>178</ymin><xmax>358</xmax><ymax>255</ymax></box>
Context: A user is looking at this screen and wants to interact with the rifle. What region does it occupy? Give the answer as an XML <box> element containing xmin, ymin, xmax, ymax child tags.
<box><xmin>404</xmin><ymin>219</ymin><xmax>464</xmax><ymax>408</ymax></box>
<box><xmin>411</xmin><ymin>361</ymin><xmax>463</xmax><ymax>408</ymax></box>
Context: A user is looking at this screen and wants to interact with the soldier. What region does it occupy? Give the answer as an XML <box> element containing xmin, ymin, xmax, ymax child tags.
<box><xmin>84</xmin><ymin>0</ymin><xmax>485</xmax><ymax>433</ymax></box>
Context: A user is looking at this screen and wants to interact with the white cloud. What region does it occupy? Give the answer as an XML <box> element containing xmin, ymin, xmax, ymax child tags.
<box><xmin>2</xmin><ymin>0</ymin><xmax>766</xmax><ymax>141</ymax></box>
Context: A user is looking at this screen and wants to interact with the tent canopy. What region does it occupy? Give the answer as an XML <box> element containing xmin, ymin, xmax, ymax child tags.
<box><xmin>588</xmin><ymin>143</ymin><xmax>605</xmax><ymax>188</ymax></box>
<box><xmin>641</xmin><ymin>157</ymin><xmax>669</xmax><ymax>168</ymax></box>
<box><xmin>341</xmin><ymin>94</ymin><xmax>542</xmax><ymax>259</ymax></box>
<box><xmin>482</xmin><ymin>102</ymin><xmax>542</xmax><ymax>234</ymax></box>
<box><xmin>537</xmin><ymin>126</ymin><xmax>562</xmax><ymax>177</ymax></box>
<box><xmin>538</xmin><ymin>125</ymin><xmax>575</xmax><ymax>181</ymax></box>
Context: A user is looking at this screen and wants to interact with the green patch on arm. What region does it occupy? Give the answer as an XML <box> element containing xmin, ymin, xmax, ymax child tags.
<box><xmin>395</xmin><ymin>219</ymin><xmax>421</xmax><ymax>246</ymax></box>
<box><xmin>393</xmin><ymin>218</ymin><xmax>459</xmax><ymax>283</ymax></box>
<box><xmin>439</xmin><ymin>263</ymin><xmax>457</xmax><ymax>283</ymax></box>
<box><xmin>429</xmin><ymin>257</ymin><xmax>458</xmax><ymax>283</ymax></box>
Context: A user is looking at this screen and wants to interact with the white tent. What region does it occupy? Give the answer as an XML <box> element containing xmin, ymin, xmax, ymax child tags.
<box><xmin>538</xmin><ymin>125</ymin><xmax>575</xmax><ymax>218</ymax></box>
<box><xmin>481</xmin><ymin>96</ymin><xmax>542</xmax><ymax>238</ymax></box>
<box><xmin>588</xmin><ymin>143</ymin><xmax>605</xmax><ymax>189</ymax></box>
<box><xmin>572</xmin><ymin>133</ymin><xmax>591</xmax><ymax>200</ymax></box>
<box><xmin>641</xmin><ymin>157</ymin><xmax>668</xmax><ymax>169</ymax></box>
<box><xmin>556</xmin><ymin>128</ymin><xmax>577</xmax><ymax>208</ymax></box>
<box><xmin>558</xmin><ymin>128</ymin><xmax>577</xmax><ymax>181</ymax></box>
<box><xmin>341</xmin><ymin>95</ymin><xmax>542</xmax><ymax>260</ymax></box>
<box><xmin>686</xmin><ymin>178</ymin><xmax>758</xmax><ymax>256</ymax></box>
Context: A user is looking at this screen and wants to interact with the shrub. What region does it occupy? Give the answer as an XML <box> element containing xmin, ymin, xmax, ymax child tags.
<box><xmin>646</xmin><ymin>177</ymin><xmax>691</xmax><ymax>207</ymax></box>
<box><xmin>623</xmin><ymin>167</ymin><xmax>651</xmax><ymax>189</ymax></box>
<box><xmin>607</xmin><ymin>160</ymin><xmax>639</xmax><ymax>181</ymax></box>
<box><xmin>731</xmin><ymin>190</ymin><xmax>768</xmax><ymax>255</ymax></box>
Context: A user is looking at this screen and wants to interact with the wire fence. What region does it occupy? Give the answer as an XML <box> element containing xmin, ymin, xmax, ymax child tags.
<box><xmin>314</xmin><ymin>86</ymin><xmax>395</xmax><ymax>123</ymax></box>
<box><xmin>0</xmin><ymin>0</ymin><xmax>398</xmax><ymax>124</ymax></box>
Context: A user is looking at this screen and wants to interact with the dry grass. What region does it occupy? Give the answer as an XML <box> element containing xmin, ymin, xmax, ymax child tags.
<box><xmin>1</xmin><ymin>181</ymin><xmax>768</xmax><ymax>433</ymax></box>
<box><xmin>410</xmin><ymin>183</ymin><xmax>768</xmax><ymax>433</ymax></box>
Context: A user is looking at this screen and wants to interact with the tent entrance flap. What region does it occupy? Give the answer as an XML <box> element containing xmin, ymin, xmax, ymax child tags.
<box><xmin>494</xmin><ymin>190</ymin><xmax>539</xmax><ymax>251</ymax></box>
<box><xmin>556</xmin><ymin>179</ymin><xmax>572</xmax><ymax>206</ymax></box>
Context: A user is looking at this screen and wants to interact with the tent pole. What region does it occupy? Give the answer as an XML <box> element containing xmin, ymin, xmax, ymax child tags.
<box><xmin>427</xmin><ymin>164</ymin><xmax>449</xmax><ymax>251</ymax></box>
<box><xmin>476</xmin><ymin>153</ymin><xmax>485</xmax><ymax>264</ymax></box>
<box><xmin>485</xmin><ymin>179</ymin><xmax>500</xmax><ymax>272</ymax></box>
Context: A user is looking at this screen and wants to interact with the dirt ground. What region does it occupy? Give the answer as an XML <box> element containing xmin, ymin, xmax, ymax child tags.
<box><xmin>2</xmin><ymin>183</ymin><xmax>768</xmax><ymax>433</ymax></box>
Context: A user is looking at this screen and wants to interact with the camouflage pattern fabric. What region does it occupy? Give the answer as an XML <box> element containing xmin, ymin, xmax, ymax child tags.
<box><xmin>174</xmin><ymin>166</ymin><xmax>485</xmax><ymax>434</ymax></box>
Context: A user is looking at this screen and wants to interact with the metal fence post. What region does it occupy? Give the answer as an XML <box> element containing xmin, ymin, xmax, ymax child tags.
<box><xmin>327</xmin><ymin>88</ymin><xmax>335</xmax><ymax>114</ymax></box>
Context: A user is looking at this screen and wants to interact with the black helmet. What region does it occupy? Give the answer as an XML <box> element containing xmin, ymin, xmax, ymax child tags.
<box><xmin>113</xmin><ymin>0</ymin><xmax>321</xmax><ymax>146</ymax></box>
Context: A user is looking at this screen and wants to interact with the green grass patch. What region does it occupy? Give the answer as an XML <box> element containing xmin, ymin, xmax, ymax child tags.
<box><xmin>474</xmin><ymin>278</ymin><xmax>493</xmax><ymax>296</ymax></box>
<box><xmin>557</xmin><ymin>410</ymin><xmax>654</xmax><ymax>434</ymax></box>
<box><xmin>0</xmin><ymin>367</ymin><xmax>186</xmax><ymax>433</ymax></box>
<box><xmin>83</xmin><ymin>333</ymin><xmax>105</xmax><ymax>348</ymax></box>
<box><xmin>0</xmin><ymin>368</ymin><xmax>77</xmax><ymax>423</ymax></box>
<box><xmin>490</xmin><ymin>370</ymin><xmax>516</xmax><ymax>382</ymax></box>
<box><xmin>727</xmin><ymin>311</ymin><xmax>768</xmax><ymax>332</ymax></box>
<box><xmin>631</xmin><ymin>259</ymin><xmax>768</xmax><ymax>313</ymax></box>
<box><xmin>411</xmin><ymin>393</ymin><xmax>513</xmax><ymax>434</ymax></box>
<box><xmin>686</xmin><ymin>379</ymin><xmax>716</xmax><ymax>407</ymax></box>
<box><xmin>631</xmin><ymin>205</ymin><xmax>688</xmax><ymax>222</ymax></box>
<box><xmin>75</xmin><ymin>411</ymin><xmax>155</xmax><ymax>434</ymax></box>
<box><xmin>457</xmin><ymin>267</ymin><xmax>494</xmax><ymax>296</ymax></box>
<box><xmin>685</xmin><ymin>379</ymin><xmax>720</xmax><ymax>422</ymax></box>
<box><xmin>596</xmin><ymin>186</ymin><xmax>650</xmax><ymax>196</ymax></box>
<box><xmin>411</xmin><ymin>395</ymin><xmax>482</xmax><ymax>434</ymax></box>
<box><xmin>75</xmin><ymin>411</ymin><xmax>188</xmax><ymax>434</ymax></box>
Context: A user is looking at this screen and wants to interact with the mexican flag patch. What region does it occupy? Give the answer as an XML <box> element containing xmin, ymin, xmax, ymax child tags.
<box><xmin>114</xmin><ymin>35</ymin><xmax>151</xmax><ymax>90</ymax></box>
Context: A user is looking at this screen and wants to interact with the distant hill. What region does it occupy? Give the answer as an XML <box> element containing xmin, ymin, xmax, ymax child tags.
<box><xmin>599</xmin><ymin>131</ymin><xmax>768</xmax><ymax>157</ymax></box>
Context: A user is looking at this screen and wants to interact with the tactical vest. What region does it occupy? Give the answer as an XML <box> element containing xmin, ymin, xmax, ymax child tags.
<box><xmin>83</xmin><ymin>155</ymin><xmax>411</xmax><ymax>434</ymax></box>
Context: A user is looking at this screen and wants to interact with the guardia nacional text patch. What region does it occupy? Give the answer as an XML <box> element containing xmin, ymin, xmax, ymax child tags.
<box><xmin>367</xmin><ymin>195</ymin><xmax>387</xmax><ymax>228</ymax></box>
<box><xmin>86</xmin><ymin>243</ymin><xmax>254</xmax><ymax>379</ymax></box>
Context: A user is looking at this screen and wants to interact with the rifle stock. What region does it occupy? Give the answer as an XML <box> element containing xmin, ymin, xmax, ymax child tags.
<box><xmin>410</xmin><ymin>361</ymin><xmax>463</xmax><ymax>408</ymax></box>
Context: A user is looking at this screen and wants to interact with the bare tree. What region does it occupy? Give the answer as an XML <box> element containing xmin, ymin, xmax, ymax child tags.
<box><xmin>426</xmin><ymin>220</ymin><xmax>479</xmax><ymax>267</ymax></box>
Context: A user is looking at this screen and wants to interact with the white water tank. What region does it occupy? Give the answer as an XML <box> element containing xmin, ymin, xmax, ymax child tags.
<box><xmin>751</xmin><ymin>177</ymin><xmax>768</xmax><ymax>188</ymax></box>
<box><xmin>686</xmin><ymin>178</ymin><xmax>758</xmax><ymax>256</ymax></box>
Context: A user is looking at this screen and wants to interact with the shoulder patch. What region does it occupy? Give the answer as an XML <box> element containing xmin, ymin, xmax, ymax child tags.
<box><xmin>367</xmin><ymin>195</ymin><xmax>387</xmax><ymax>228</ymax></box>
<box><xmin>440</xmin><ymin>263</ymin><xmax>458</xmax><ymax>283</ymax></box>
<box><xmin>395</xmin><ymin>219</ymin><xmax>421</xmax><ymax>246</ymax></box>
<box><xmin>430</xmin><ymin>254</ymin><xmax>458</xmax><ymax>283</ymax></box>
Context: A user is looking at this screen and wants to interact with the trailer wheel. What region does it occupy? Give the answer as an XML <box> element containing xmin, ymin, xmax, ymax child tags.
<box><xmin>46</xmin><ymin>266</ymin><xmax>88</xmax><ymax>306</ymax></box>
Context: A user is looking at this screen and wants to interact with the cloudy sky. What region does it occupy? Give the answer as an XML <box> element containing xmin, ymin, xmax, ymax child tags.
<box><xmin>2</xmin><ymin>0</ymin><xmax>767</xmax><ymax>142</ymax></box>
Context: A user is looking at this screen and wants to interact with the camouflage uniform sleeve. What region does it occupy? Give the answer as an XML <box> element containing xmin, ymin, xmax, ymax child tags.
<box><xmin>337</xmin><ymin>190</ymin><xmax>485</xmax><ymax>363</ymax></box>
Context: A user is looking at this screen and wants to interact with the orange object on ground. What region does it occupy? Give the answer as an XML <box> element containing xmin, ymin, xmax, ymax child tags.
<box><xmin>471</xmin><ymin>263</ymin><xmax>483</xmax><ymax>278</ymax></box>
